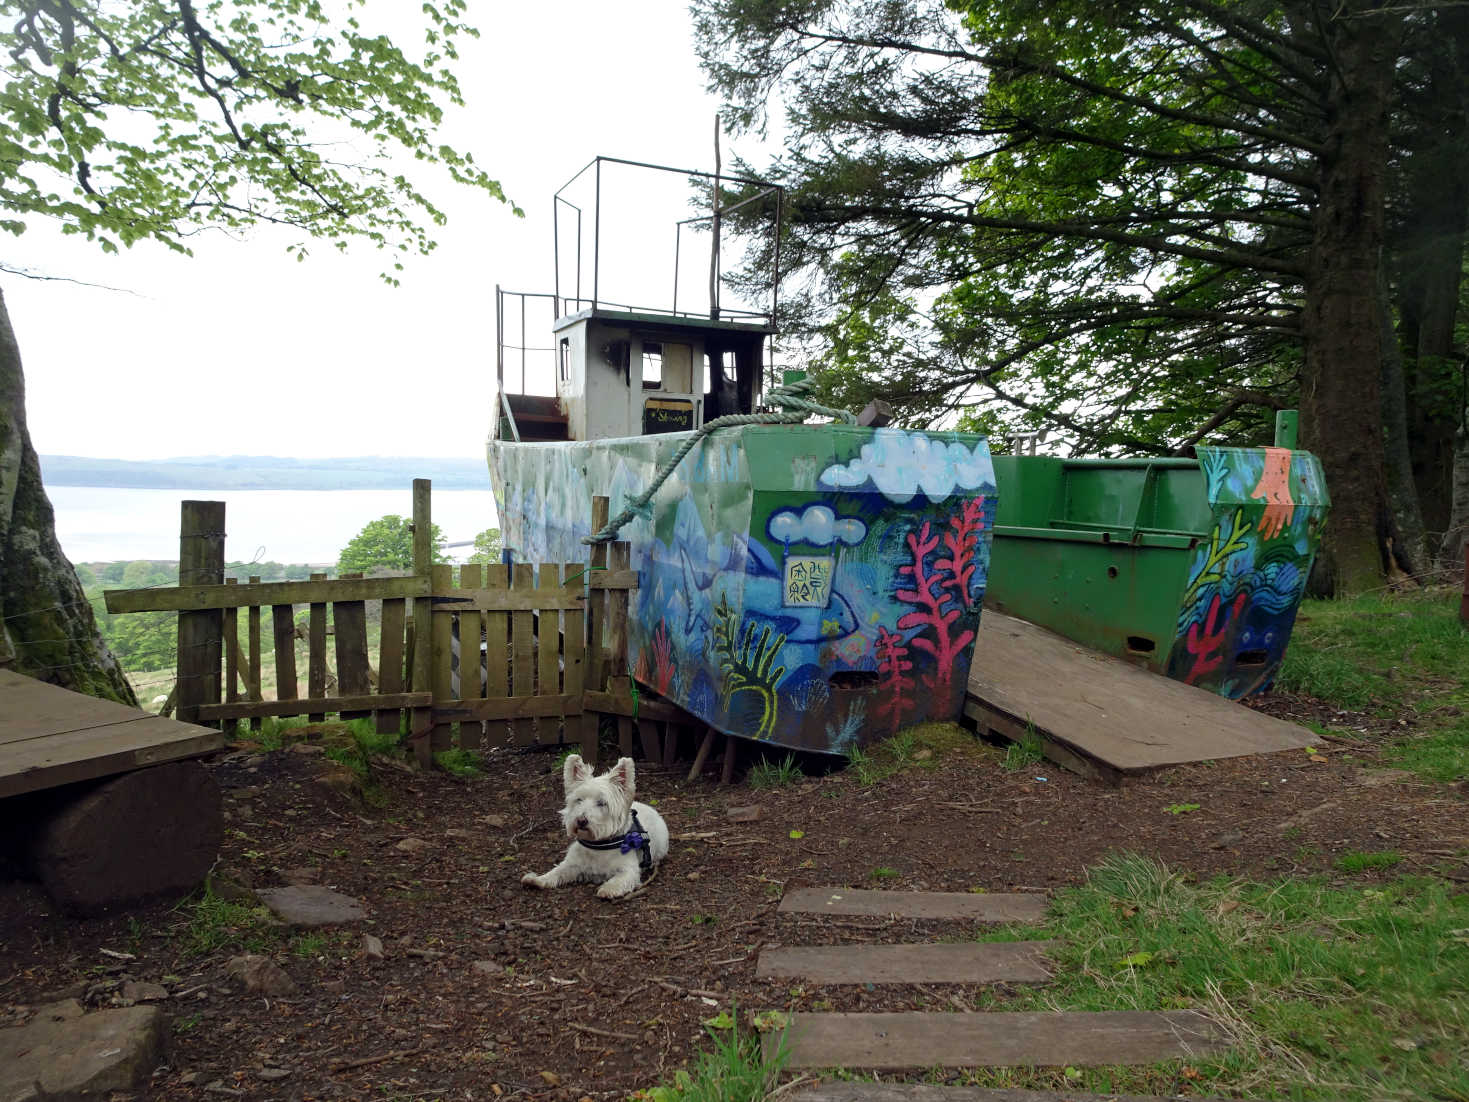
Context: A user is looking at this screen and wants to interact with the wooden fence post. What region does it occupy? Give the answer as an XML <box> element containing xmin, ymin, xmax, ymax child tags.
<box><xmin>247</xmin><ymin>575</ymin><xmax>263</xmax><ymax>731</ymax></box>
<box><xmin>410</xmin><ymin>479</ymin><xmax>434</xmax><ymax>766</ymax></box>
<box><xmin>308</xmin><ymin>573</ymin><xmax>327</xmax><ymax>722</ymax></box>
<box><xmin>429</xmin><ymin>563</ymin><xmax>455</xmax><ymax>755</ymax></box>
<box><xmin>176</xmin><ymin>501</ymin><xmax>225</xmax><ymax>726</ymax></box>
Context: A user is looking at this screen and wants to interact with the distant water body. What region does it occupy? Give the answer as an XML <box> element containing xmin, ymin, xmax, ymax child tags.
<box><xmin>50</xmin><ymin>486</ymin><xmax>499</xmax><ymax>564</ymax></box>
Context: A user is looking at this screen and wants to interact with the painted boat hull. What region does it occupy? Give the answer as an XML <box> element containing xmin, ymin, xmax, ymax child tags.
<box><xmin>489</xmin><ymin>423</ymin><xmax>997</xmax><ymax>754</ymax></box>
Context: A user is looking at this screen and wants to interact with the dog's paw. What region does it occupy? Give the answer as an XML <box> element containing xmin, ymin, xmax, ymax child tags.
<box><xmin>520</xmin><ymin>872</ymin><xmax>545</xmax><ymax>889</ymax></box>
<box><xmin>596</xmin><ymin>880</ymin><xmax>634</xmax><ymax>900</ymax></box>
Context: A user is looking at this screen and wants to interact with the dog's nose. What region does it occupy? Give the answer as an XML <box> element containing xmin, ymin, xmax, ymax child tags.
<box><xmin>575</xmin><ymin>817</ymin><xmax>589</xmax><ymax>829</ymax></box>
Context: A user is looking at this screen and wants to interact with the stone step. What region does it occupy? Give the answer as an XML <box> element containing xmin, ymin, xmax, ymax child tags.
<box><xmin>757</xmin><ymin>941</ymin><xmax>1055</xmax><ymax>985</ymax></box>
<box><xmin>779</xmin><ymin>888</ymin><xmax>1048</xmax><ymax>923</ymax></box>
<box><xmin>767</xmin><ymin>1010</ymin><xmax>1226</xmax><ymax>1070</ymax></box>
<box><xmin>795</xmin><ymin>1085</ymin><xmax>1237</xmax><ymax>1102</ymax></box>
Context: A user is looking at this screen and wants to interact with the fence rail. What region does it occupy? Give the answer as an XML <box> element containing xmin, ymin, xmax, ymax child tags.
<box><xmin>102</xmin><ymin>480</ymin><xmax>667</xmax><ymax>768</ymax></box>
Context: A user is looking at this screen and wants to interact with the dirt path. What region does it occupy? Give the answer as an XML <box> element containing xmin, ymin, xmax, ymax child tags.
<box><xmin>1</xmin><ymin>720</ymin><xmax>1464</xmax><ymax>1100</ymax></box>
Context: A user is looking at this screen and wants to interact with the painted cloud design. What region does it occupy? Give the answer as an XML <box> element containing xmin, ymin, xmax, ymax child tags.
<box><xmin>767</xmin><ymin>504</ymin><xmax>867</xmax><ymax>547</ymax></box>
<box><xmin>819</xmin><ymin>428</ymin><xmax>990</xmax><ymax>504</ymax></box>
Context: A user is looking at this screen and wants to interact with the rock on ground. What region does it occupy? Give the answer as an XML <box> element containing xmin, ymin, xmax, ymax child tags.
<box><xmin>0</xmin><ymin>1005</ymin><xmax>165</xmax><ymax>1101</ymax></box>
<box><xmin>254</xmin><ymin>884</ymin><xmax>367</xmax><ymax>926</ymax></box>
<box><xmin>226</xmin><ymin>954</ymin><xmax>298</xmax><ymax>997</ymax></box>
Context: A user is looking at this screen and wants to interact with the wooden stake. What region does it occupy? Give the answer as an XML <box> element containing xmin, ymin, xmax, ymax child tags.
<box><xmin>720</xmin><ymin>734</ymin><xmax>737</xmax><ymax>785</ymax></box>
<box><xmin>687</xmin><ymin>728</ymin><xmax>717</xmax><ymax>782</ymax></box>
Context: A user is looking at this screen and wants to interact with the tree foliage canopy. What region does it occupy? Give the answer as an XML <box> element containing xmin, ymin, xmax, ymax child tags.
<box><xmin>337</xmin><ymin>514</ymin><xmax>444</xmax><ymax>575</ymax></box>
<box><xmin>0</xmin><ymin>0</ymin><xmax>517</xmax><ymax>274</ymax></box>
<box><xmin>695</xmin><ymin>0</ymin><xmax>1469</xmax><ymax>585</ymax></box>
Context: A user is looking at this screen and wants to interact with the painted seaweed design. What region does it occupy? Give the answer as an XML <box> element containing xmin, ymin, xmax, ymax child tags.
<box><xmin>1179</xmin><ymin>508</ymin><xmax>1252</xmax><ymax>615</ymax></box>
<box><xmin>936</xmin><ymin>496</ymin><xmax>985</xmax><ymax>609</ymax></box>
<box><xmin>874</xmin><ymin>626</ymin><xmax>914</xmax><ymax>735</ymax></box>
<box><xmin>896</xmin><ymin>521</ymin><xmax>976</xmax><ymax>706</ymax></box>
<box><xmin>713</xmin><ymin>592</ymin><xmax>788</xmax><ymax>740</ymax></box>
<box><xmin>650</xmin><ymin>619</ymin><xmax>675</xmax><ymax>695</ymax></box>
<box><xmin>826</xmin><ymin>698</ymin><xmax>866</xmax><ymax>752</ymax></box>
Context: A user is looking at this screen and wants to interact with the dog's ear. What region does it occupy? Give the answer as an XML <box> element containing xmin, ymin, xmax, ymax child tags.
<box><xmin>562</xmin><ymin>753</ymin><xmax>592</xmax><ymax>792</ymax></box>
<box><xmin>607</xmin><ymin>756</ymin><xmax>636</xmax><ymax>797</ymax></box>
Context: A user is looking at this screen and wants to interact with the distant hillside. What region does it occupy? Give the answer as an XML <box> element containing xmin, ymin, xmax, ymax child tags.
<box><xmin>40</xmin><ymin>454</ymin><xmax>491</xmax><ymax>491</ymax></box>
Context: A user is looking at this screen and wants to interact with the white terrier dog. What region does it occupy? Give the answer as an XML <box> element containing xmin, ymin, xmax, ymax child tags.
<box><xmin>520</xmin><ymin>754</ymin><xmax>669</xmax><ymax>899</ymax></box>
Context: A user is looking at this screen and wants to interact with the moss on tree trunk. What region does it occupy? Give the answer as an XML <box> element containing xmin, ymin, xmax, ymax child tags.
<box><xmin>0</xmin><ymin>288</ymin><xmax>136</xmax><ymax>704</ymax></box>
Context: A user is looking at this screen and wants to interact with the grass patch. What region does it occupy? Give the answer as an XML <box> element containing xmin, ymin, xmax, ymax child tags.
<box><xmin>969</xmin><ymin>851</ymin><xmax>1469</xmax><ymax>1100</ymax></box>
<box><xmin>870</xmin><ymin>866</ymin><xmax>900</xmax><ymax>881</ymax></box>
<box><xmin>179</xmin><ymin>888</ymin><xmax>279</xmax><ymax>958</ymax></box>
<box><xmin>433</xmin><ymin>748</ymin><xmax>484</xmax><ymax>777</ymax></box>
<box><xmin>1335</xmin><ymin>850</ymin><xmax>1404</xmax><ymax>873</ymax></box>
<box><xmin>748</xmin><ymin>754</ymin><xmax>803</xmax><ymax>789</ymax></box>
<box><xmin>845</xmin><ymin>722</ymin><xmax>975</xmax><ymax>785</ymax></box>
<box><xmin>1002</xmin><ymin>719</ymin><xmax>1045</xmax><ymax>772</ymax></box>
<box><xmin>1278</xmin><ymin>589</ymin><xmax>1467</xmax><ymax>783</ymax></box>
<box><xmin>291</xmin><ymin>932</ymin><xmax>327</xmax><ymax>959</ymax></box>
<box><xmin>631</xmin><ymin>1007</ymin><xmax>787</xmax><ymax>1102</ymax></box>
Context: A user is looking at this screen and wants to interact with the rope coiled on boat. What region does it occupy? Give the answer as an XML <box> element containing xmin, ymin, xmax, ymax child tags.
<box><xmin>582</xmin><ymin>377</ymin><xmax>857</xmax><ymax>545</ymax></box>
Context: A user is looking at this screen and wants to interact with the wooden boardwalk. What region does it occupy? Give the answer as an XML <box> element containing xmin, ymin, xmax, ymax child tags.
<box><xmin>0</xmin><ymin>670</ymin><xmax>224</xmax><ymax>799</ymax></box>
<box><xmin>966</xmin><ymin>612</ymin><xmax>1315</xmax><ymax>781</ymax></box>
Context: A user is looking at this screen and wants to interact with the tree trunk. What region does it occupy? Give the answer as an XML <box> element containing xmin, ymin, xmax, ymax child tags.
<box><xmin>1379</xmin><ymin>269</ymin><xmax>1429</xmax><ymax>573</ymax></box>
<box><xmin>1396</xmin><ymin>7</ymin><xmax>1469</xmax><ymax>548</ymax></box>
<box><xmin>1299</xmin><ymin>5</ymin><xmax>1404</xmax><ymax>594</ymax></box>
<box><xmin>0</xmin><ymin>287</ymin><xmax>136</xmax><ymax>703</ymax></box>
<box><xmin>1447</xmin><ymin>419</ymin><xmax>1469</xmax><ymax>566</ymax></box>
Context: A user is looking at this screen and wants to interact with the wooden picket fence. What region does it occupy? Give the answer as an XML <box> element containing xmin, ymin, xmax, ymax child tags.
<box><xmin>103</xmin><ymin>481</ymin><xmax>677</xmax><ymax>768</ymax></box>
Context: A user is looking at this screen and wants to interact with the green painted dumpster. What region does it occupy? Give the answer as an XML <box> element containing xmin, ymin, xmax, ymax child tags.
<box><xmin>986</xmin><ymin>445</ymin><xmax>1329</xmax><ymax>698</ymax></box>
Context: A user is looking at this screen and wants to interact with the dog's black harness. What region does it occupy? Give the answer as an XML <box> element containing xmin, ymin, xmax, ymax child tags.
<box><xmin>576</xmin><ymin>808</ymin><xmax>653</xmax><ymax>871</ymax></box>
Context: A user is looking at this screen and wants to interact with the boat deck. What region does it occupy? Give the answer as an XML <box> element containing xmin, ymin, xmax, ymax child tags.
<box><xmin>0</xmin><ymin>669</ymin><xmax>224</xmax><ymax>799</ymax></box>
<box><xmin>965</xmin><ymin>612</ymin><xmax>1315</xmax><ymax>782</ymax></box>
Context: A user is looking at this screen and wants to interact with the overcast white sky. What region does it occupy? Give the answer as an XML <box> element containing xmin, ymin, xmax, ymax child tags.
<box><xmin>5</xmin><ymin>1</ymin><xmax>761</xmax><ymax>462</ymax></box>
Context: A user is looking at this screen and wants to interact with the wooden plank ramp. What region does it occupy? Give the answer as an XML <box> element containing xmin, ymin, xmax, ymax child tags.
<box><xmin>769</xmin><ymin>1010</ymin><xmax>1227</xmax><ymax>1070</ymax></box>
<box><xmin>757</xmin><ymin>941</ymin><xmax>1055</xmax><ymax>985</ymax></box>
<box><xmin>780</xmin><ymin>888</ymin><xmax>1048</xmax><ymax>923</ymax></box>
<box><xmin>967</xmin><ymin>612</ymin><xmax>1315</xmax><ymax>779</ymax></box>
<box><xmin>0</xmin><ymin>669</ymin><xmax>225</xmax><ymax>799</ymax></box>
<box><xmin>794</xmin><ymin>1085</ymin><xmax>1237</xmax><ymax>1102</ymax></box>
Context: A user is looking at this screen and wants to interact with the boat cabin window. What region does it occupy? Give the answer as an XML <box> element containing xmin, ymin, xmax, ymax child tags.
<box><xmin>559</xmin><ymin>338</ymin><xmax>570</xmax><ymax>383</ymax></box>
<box><xmin>642</xmin><ymin>341</ymin><xmax>693</xmax><ymax>392</ymax></box>
<box><xmin>642</xmin><ymin>343</ymin><xmax>663</xmax><ymax>390</ymax></box>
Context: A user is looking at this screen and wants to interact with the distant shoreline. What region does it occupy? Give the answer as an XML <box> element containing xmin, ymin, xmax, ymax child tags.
<box><xmin>40</xmin><ymin>454</ymin><xmax>490</xmax><ymax>491</ymax></box>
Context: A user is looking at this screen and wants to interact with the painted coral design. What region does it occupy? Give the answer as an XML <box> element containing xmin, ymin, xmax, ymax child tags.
<box><xmin>895</xmin><ymin>520</ymin><xmax>976</xmax><ymax>706</ymax></box>
<box><xmin>874</xmin><ymin>626</ymin><xmax>915</xmax><ymax>735</ymax></box>
<box><xmin>1184</xmin><ymin>591</ymin><xmax>1248</xmax><ymax>686</ymax></box>
<box><xmin>936</xmin><ymin>495</ymin><xmax>986</xmax><ymax>608</ymax></box>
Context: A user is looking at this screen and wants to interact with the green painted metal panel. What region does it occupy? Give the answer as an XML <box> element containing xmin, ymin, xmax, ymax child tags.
<box><xmin>988</xmin><ymin>447</ymin><xmax>1329</xmax><ymax>699</ymax></box>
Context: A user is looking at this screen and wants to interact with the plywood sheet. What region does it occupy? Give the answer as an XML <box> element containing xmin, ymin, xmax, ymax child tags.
<box><xmin>770</xmin><ymin>1010</ymin><xmax>1225</xmax><ymax>1070</ymax></box>
<box><xmin>0</xmin><ymin>671</ymin><xmax>225</xmax><ymax>798</ymax></box>
<box><xmin>968</xmin><ymin>613</ymin><xmax>1315</xmax><ymax>773</ymax></box>
<box><xmin>780</xmin><ymin>888</ymin><xmax>1048</xmax><ymax>923</ymax></box>
<box><xmin>757</xmin><ymin>941</ymin><xmax>1054</xmax><ymax>984</ymax></box>
<box><xmin>0</xmin><ymin>669</ymin><xmax>149</xmax><ymax>745</ymax></box>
